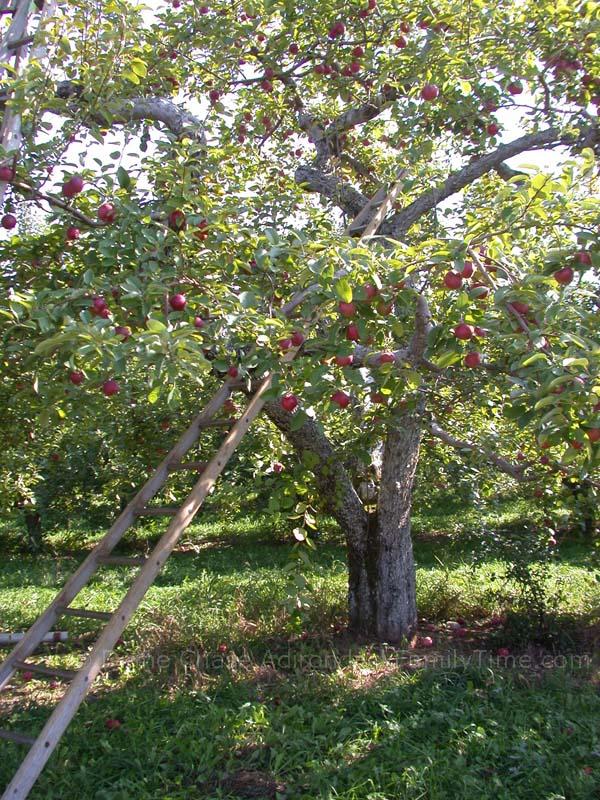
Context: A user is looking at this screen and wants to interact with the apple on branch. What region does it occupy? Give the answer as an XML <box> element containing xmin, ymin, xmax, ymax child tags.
<box><xmin>280</xmin><ymin>393</ymin><xmax>298</xmax><ymax>412</ymax></box>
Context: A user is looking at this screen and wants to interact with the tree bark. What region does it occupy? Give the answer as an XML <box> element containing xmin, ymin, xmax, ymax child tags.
<box><xmin>264</xmin><ymin>400</ymin><xmax>422</xmax><ymax>642</ymax></box>
<box><xmin>347</xmin><ymin>409</ymin><xmax>422</xmax><ymax>641</ymax></box>
<box><xmin>23</xmin><ymin>510</ymin><xmax>42</xmax><ymax>552</ymax></box>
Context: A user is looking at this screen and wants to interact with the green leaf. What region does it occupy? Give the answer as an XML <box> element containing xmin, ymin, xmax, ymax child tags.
<box><xmin>239</xmin><ymin>291</ymin><xmax>257</xmax><ymax>309</ymax></box>
<box><xmin>146</xmin><ymin>319</ymin><xmax>166</xmax><ymax>333</ymax></box>
<box><xmin>117</xmin><ymin>166</ymin><xmax>131</xmax><ymax>190</ymax></box>
<box><xmin>335</xmin><ymin>278</ymin><xmax>353</xmax><ymax>303</ymax></box>
<box><xmin>289</xmin><ymin>409</ymin><xmax>308</xmax><ymax>431</ymax></box>
<box><xmin>520</xmin><ymin>353</ymin><xmax>549</xmax><ymax>367</ymax></box>
<box><xmin>148</xmin><ymin>386</ymin><xmax>161</xmax><ymax>404</ymax></box>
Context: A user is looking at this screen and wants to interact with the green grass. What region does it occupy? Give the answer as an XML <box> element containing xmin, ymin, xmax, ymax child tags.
<box><xmin>1</xmin><ymin>501</ymin><xmax>599</xmax><ymax>799</ymax></box>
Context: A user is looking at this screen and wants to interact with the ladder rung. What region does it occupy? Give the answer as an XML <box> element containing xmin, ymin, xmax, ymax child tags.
<box><xmin>0</xmin><ymin>730</ymin><xmax>35</xmax><ymax>746</ymax></box>
<box><xmin>135</xmin><ymin>507</ymin><xmax>179</xmax><ymax>516</ymax></box>
<box><xmin>97</xmin><ymin>555</ymin><xmax>147</xmax><ymax>567</ymax></box>
<box><xmin>14</xmin><ymin>661</ymin><xmax>76</xmax><ymax>681</ymax></box>
<box><xmin>168</xmin><ymin>461</ymin><xmax>208</xmax><ymax>472</ymax></box>
<box><xmin>61</xmin><ymin>608</ymin><xmax>113</xmax><ymax>622</ymax></box>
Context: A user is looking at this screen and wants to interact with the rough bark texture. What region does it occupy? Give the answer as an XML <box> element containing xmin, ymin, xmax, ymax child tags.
<box><xmin>347</xmin><ymin>410</ymin><xmax>422</xmax><ymax>641</ymax></box>
<box><xmin>23</xmin><ymin>511</ymin><xmax>42</xmax><ymax>552</ymax></box>
<box><xmin>264</xmin><ymin>399</ymin><xmax>422</xmax><ymax>641</ymax></box>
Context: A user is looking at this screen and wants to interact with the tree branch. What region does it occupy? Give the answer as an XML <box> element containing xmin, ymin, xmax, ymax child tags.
<box><xmin>295</xmin><ymin>164</ymin><xmax>369</xmax><ymax>217</ymax></box>
<box><xmin>382</xmin><ymin>123</ymin><xmax>600</xmax><ymax>239</ymax></box>
<box><xmin>52</xmin><ymin>85</ymin><xmax>207</xmax><ymax>143</ymax></box>
<box><xmin>263</xmin><ymin>400</ymin><xmax>368</xmax><ymax>545</ymax></box>
<box><xmin>430</xmin><ymin>421</ymin><xmax>527</xmax><ymax>480</ymax></box>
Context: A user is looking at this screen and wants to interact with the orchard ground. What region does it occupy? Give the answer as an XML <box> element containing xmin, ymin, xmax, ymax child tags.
<box><xmin>1</xmin><ymin>499</ymin><xmax>599</xmax><ymax>799</ymax></box>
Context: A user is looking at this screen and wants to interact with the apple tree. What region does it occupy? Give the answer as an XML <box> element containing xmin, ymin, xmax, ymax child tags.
<box><xmin>0</xmin><ymin>0</ymin><xmax>599</xmax><ymax>640</ymax></box>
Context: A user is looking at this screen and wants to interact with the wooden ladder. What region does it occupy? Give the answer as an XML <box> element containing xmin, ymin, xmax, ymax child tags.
<box><xmin>0</xmin><ymin>374</ymin><xmax>273</xmax><ymax>799</ymax></box>
<box><xmin>0</xmin><ymin>170</ymin><xmax>406</xmax><ymax>799</ymax></box>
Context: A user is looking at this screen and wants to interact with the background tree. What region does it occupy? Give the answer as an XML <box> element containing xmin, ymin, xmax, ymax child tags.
<box><xmin>0</xmin><ymin>0</ymin><xmax>598</xmax><ymax>640</ymax></box>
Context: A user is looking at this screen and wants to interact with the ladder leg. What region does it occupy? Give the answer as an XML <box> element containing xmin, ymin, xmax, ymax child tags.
<box><xmin>0</xmin><ymin>383</ymin><xmax>232</xmax><ymax>692</ymax></box>
<box><xmin>0</xmin><ymin>376</ymin><xmax>272</xmax><ymax>800</ymax></box>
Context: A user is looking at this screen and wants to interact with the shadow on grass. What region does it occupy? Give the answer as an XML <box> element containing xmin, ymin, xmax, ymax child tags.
<box><xmin>1</xmin><ymin>640</ymin><xmax>599</xmax><ymax>800</ymax></box>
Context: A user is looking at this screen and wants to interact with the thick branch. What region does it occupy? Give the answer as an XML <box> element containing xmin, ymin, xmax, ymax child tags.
<box><xmin>325</xmin><ymin>86</ymin><xmax>399</xmax><ymax>139</ymax></box>
<box><xmin>53</xmin><ymin>85</ymin><xmax>206</xmax><ymax>143</ymax></box>
<box><xmin>295</xmin><ymin>165</ymin><xmax>369</xmax><ymax>217</ymax></box>
<box><xmin>264</xmin><ymin>400</ymin><xmax>368</xmax><ymax>544</ymax></box>
<box><xmin>430</xmin><ymin>421</ymin><xmax>527</xmax><ymax>480</ymax></box>
<box><xmin>381</xmin><ymin>124</ymin><xmax>600</xmax><ymax>239</ymax></box>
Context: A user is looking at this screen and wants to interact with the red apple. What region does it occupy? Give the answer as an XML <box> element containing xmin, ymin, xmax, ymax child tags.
<box><xmin>420</xmin><ymin>84</ymin><xmax>439</xmax><ymax>101</ymax></box>
<box><xmin>331</xmin><ymin>390</ymin><xmax>350</xmax><ymax>408</ymax></box>
<box><xmin>169</xmin><ymin>293</ymin><xmax>186</xmax><ymax>311</ymax></box>
<box><xmin>554</xmin><ymin>267</ymin><xmax>574</xmax><ymax>285</ymax></box>
<box><xmin>62</xmin><ymin>175</ymin><xmax>84</xmax><ymax>197</ymax></box>
<box><xmin>97</xmin><ymin>203</ymin><xmax>116</xmax><ymax>223</ymax></box>
<box><xmin>587</xmin><ymin>428</ymin><xmax>600</xmax><ymax>443</ymax></box>
<box><xmin>346</xmin><ymin>323</ymin><xmax>360</xmax><ymax>341</ymax></box>
<box><xmin>273</xmin><ymin>462</ymin><xmax>284</xmax><ymax>474</ymax></box>
<box><xmin>22</xmin><ymin>671</ymin><xmax>34</xmax><ymax>682</ymax></box>
<box><xmin>328</xmin><ymin>21</ymin><xmax>345</xmax><ymax>38</ymax></box>
<box><xmin>362</xmin><ymin>284</ymin><xmax>378</xmax><ymax>301</ymax></box>
<box><xmin>379</xmin><ymin>352</ymin><xmax>395</xmax><ymax>365</ymax></box>
<box><xmin>352</xmin><ymin>45</ymin><xmax>364</xmax><ymax>57</ymax></box>
<box><xmin>464</xmin><ymin>352</ymin><xmax>481</xmax><ymax>367</ymax></box>
<box><xmin>461</xmin><ymin>260</ymin><xmax>474</xmax><ymax>278</ymax></box>
<box><xmin>370</xmin><ymin>391</ymin><xmax>387</xmax><ymax>404</ymax></box>
<box><xmin>289</xmin><ymin>42</ymin><xmax>299</xmax><ymax>55</ymax></box>
<box><xmin>471</xmin><ymin>282</ymin><xmax>490</xmax><ymax>299</ymax></box>
<box><xmin>92</xmin><ymin>296</ymin><xmax>108</xmax><ymax>312</ymax></box>
<box><xmin>0</xmin><ymin>165</ymin><xmax>15</xmax><ymax>181</ymax></box>
<box><xmin>228</xmin><ymin>366</ymin><xmax>239</xmax><ymax>378</ymax></box>
<box><xmin>102</xmin><ymin>379</ymin><xmax>120</xmax><ymax>397</ymax></box>
<box><xmin>209</xmin><ymin>89</ymin><xmax>220</xmax><ymax>104</ymax></box>
<box><xmin>507</xmin><ymin>81</ymin><xmax>523</xmax><ymax>95</ymax></box>
<box><xmin>168</xmin><ymin>209</ymin><xmax>186</xmax><ymax>230</ymax></box>
<box><xmin>454</xmin><ymin>322</ymin><xmax>474</xmax><ymax>340</ymax></box>
<box><xmin>66</xmin><ymin>226</ymin><xmax>80</xmax><ymax>240</ymax></box>
<box><xmin>508</xmin><ymin>300</ymin><xmax>529</xmax><ymax>315</ymax></box>
<box><xmin>69</xmin><ymin>370</ymin><xmax>84</xmax><ymax>385</ymax></box>
<box><xmin>486</xmin><ymin>122</ymin><xmax>499</xmax><ymax>136</ymax></box>
<box><xmin>193</xmin><ymin>316</ymin><xmax>205</xmax><ymax>329</ymax></box>
<box><xmin>443</xmin><ymin>271</ymin><xmax>463</xmax><ymax>289</ymax></box>
<box><xmin>394</xmin><ymin>36</ymin><xmax>407</xmax><ymax>48</ymax></box>
<box><xmin>114</xmin><ymin>325</ymin><xmax>131</xmax><ymax>340</ymax></box>
<box><xmin>338</xmin><ymin>301</ymin><xmax>356</xmax><ymax>317</ymax></box>
<box><xmin>575</xmin><ymin>250</ymin><xmax>592</xmax><ymax>266</ymax></box>
<box><xmin>420</xmin><ymin>636</ymin><xmax>434</xmax><ymax>647</ymax></box>
<box><xmin>281</xmin><ymin>393</ymin><xmax>298</xmax><ymax>412</ymax></box>
<box><xmin>335</xmin><ymin>355</ymin><xmax>353</xmax><ymax>367</ymax></box>
<box><xmin>105</xmin><ymin>718</ymin><xmax>121</xmax><ymax>730</ymax></box>
<box><xmin>1</xmin><ymin>213</ymin><xmax>16</xmax><ymax>229</ymax></box>
<box><xmin>290</xmin><ymin>331</ymin><xmax>305</xmax><ymax>347</ymax></box>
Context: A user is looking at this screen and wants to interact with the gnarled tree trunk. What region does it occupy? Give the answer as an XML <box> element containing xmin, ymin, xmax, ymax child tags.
<box><xmin>347</xmin><ymin>411</ymin><xmax>422</xmax><ymax>641</ymax></box>
<box><xmin>265</xmin><ymin>401</ymin><xmax>422</xmax><ymax>642</ymax></box>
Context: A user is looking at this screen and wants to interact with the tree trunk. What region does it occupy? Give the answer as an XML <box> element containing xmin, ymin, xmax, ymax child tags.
<box><xmin>264</xmin><ymin>401</ymin><xmax>422</xmax><ymax>642</ymax></box>
<box><xmin>23</xmin><ymin>510</ymin><xmax>42</xmax><ymax>552</ymax></box>
<box><xmin>347</xmin><ymin>411</ymin><xmax>422</xmax><ymax>641</ymax></box>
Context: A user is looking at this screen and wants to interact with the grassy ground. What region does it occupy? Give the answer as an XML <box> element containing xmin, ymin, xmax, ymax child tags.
<box><xmin>0</xmin><ymin>500</ymin><xmax>599</xmax><ymax>799</ymax></box>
